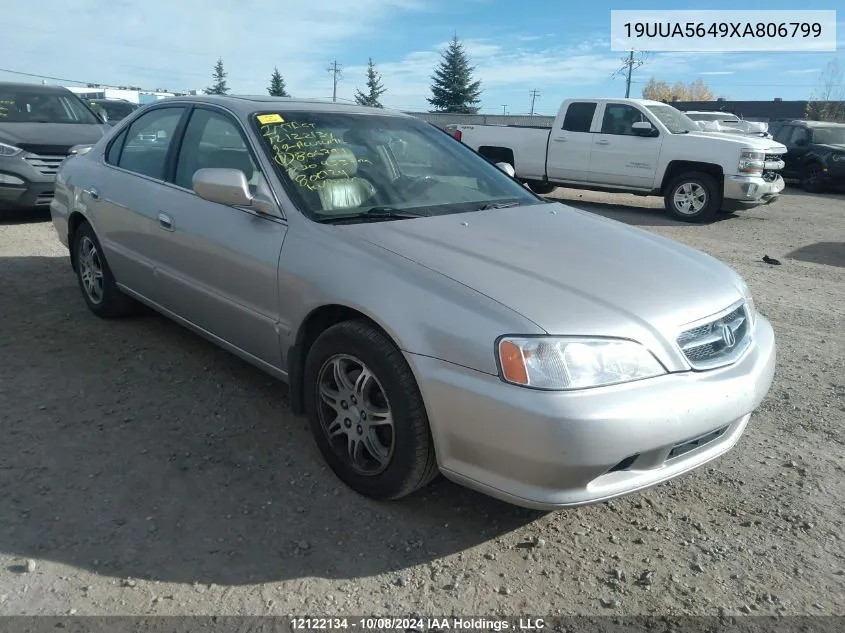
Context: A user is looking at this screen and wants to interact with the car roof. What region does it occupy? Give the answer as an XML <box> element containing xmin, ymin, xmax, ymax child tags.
<box><xmin>158</xmin><ymin>94</ymin><xmax>412</xmax><ymax>119</ymax></box>
<box><xmin>0</xmin><ymin>81</ymin><xmax>73</xmax><ymax>94</ymax></box>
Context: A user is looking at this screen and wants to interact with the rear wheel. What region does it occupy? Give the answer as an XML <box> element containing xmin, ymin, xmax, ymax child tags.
<box><xmin>525</xmin><ymin>180</ymin><xmax>557</xmax><ymax>195</ymax></box>
<box><xmin>664</xmin><ymin>172</ymin><xmax>721</xmax><ymax>223</ymax></box>
<box><xmin>801</xmin><ymin>162</ymin><xmax>825</xmax><ymax>193</ymax></box>
<box><xmin>72</xmin><ymin>221</ymin><xmax>137</xmax><ymax>318</ymax></box>
<box><xmin>303</xmin><ymin>320</ymin><xmax>439</xmax><ymax>500</ymax></box>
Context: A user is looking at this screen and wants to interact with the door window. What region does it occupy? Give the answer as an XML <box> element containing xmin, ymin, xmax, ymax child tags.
<box><xmin>562</xmin><ymin>102</ymin><xmax>597</xmax><ymax>132</ymax></box>
<box><xmin>174</xmin><ymin>109</ymin><xmax>260</xmax><ymax>192</ymax></box>
<box><xmin>600</xmin><ymin>104</ymin><xmax>650</xmax><ymax>136</ymax></box>
<box><xmin>116</xmin><ymin>107</ymin><xmax>185</xmax><ymax>180</ymax></box>
<box><xmin>788</xmin><ymin>127</ymin><xmax>809</xmax><ymax>146</ymax></box>
<box><xmin>772</xmin><ymin>125</ymin><xmax>792</xmax><ymax>144</ymax></box>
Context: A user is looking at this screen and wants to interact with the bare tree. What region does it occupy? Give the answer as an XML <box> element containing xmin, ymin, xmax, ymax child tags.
<box><xmin>806</xmin><ymin>58</ymin><xmax>845</xmax><ymax>122</ymax></box>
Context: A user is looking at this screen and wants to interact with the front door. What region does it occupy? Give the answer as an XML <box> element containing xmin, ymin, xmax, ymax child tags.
<box><xmin>588</xmin><ymin>102</ymin><xmax>661</xmax><ymax>189</ymax></box>
<box><xmin>783</xmin><ymin>126</ymin><xmax>811</xmax><ymax>178</ymax></box>
<box><xmin>150</xmin><ymin>106</ymin><xmax>287</xmax><ymax>369</ymax></box>
<box><xmin>546</xmin><ymin>101</ymin><xmax>598</xmax><ymax>183</ymax></box>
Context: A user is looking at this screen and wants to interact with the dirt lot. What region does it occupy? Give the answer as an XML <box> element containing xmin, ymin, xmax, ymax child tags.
<box><xmin>1</xmin><ymin>187</ymin><xmax>843</xmax><ymax>618</ymax></box>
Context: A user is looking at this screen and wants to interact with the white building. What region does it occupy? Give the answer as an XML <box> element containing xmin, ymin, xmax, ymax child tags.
<box><xmin>63</xmin><ymin>86</ymin><xmax>203</xmax><ymax>104</ymax></box>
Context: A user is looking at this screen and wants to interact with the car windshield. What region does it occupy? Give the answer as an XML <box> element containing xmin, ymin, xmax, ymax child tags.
<box><xmin>96</xmin><ymin>101</ymin><xmax>137</xmax><ymax>120</ymax></box>
<box><xmin>812</xmin><ymin>126</ymin><xmax>845</xmax><ymax>145</ymax></box>
<box><xmin>0</xmin><ymin>88</ymin><xmax>100</xmax><ymax>124</ymax></box>
<box><xmin>646</xmin><ymin>105</ymin><xmax>698</xmax><ymax>134</ymax></box>
<box><xmin>251</xmin><ymin>111</ymin><xmax>540</xmax><ymax>222</ymax></box>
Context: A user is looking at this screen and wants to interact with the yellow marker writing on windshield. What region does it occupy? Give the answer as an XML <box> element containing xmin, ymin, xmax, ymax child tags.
<box><xmin>257</xmin><ymin>113</ymin><xmax>284</xmax><ymax>124</ymax></box>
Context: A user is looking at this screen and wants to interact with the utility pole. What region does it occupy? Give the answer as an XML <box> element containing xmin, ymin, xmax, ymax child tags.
<box><xmin>502</xmin><ymin>105</ymin><xmax>507</xmax><ymax>115</ymax></box>
<box><xmin>529</xmin><ymin>89</ymin><xmax>540</xmax><ymax>116</ymax></box>
<box><xmin>612</xmin><ymin>50</ymin><xmax>647</xmax><ymax>98</ymax></box>
<box><xmin>327</xmin><ymin>60</ymin><xmax>342</xmax><ymax>102</ymax></box>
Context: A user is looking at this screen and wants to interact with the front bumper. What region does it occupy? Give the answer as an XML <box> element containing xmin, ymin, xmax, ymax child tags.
<box><xmin>409</xmin><ymin>314</ymin><xmax>776</xmax><ymax>511</ymax></box>
<box><xmin>0</xmin><ymin>156</ymin><xmax>60</xmax><ymax>211</ymax></box>
<box><xmin>722</xmin><ymin>174</ymin><xmax>784</xmax><ymax>211</ymax></box>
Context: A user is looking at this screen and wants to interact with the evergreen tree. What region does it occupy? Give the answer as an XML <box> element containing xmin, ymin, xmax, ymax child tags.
<box><xmin>354</xmin><ymin>58</ymin><xmax>386</xmax><ymax>108</ymax></box>
<box><xmin>427</xmin><ymin>35</ymin><xmax>482</xmax><ymax>114</ymax></box>
<box><xmin>206</xmin><ymin>58</ymin><xmax>229</xmax><ymax>95</ymax></box>
<box><xmin>267</xmin><ymin>67</ymin><xmax>290</xmax><ymax>97</ymax></box>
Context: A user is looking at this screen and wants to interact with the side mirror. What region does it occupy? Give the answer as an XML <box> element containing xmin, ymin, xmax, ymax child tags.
<box><xmin>496</xmin><ymin>162</ymin><xmax>515</xmax><ymax>177</ymax></box>
<box><xmin>192</xmin><ymin>168</ymin><xmax>279</xmax><ymax>216</ymax></box>
<box><xmin>632</xmin><ymin>122</ymin><xmax>657</xmax><ymax>137</ymax></box>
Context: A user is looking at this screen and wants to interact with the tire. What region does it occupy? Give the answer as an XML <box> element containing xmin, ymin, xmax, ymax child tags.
<box><xmin>525</xmin><ymin>180</ymin><xmax>557</xmax><ymax>195</ymax></box>
<box><xmin>72</xmin><ymin>221</ymin><xmax>137</xmax><ymax>318</ymax></box>
<box><xmin>303</xmin><ymin>319</ymin><xmax>439</xmax><ymax>501</ymax></box>
<box><xmin>664</xmin><ymin>172</ymin><xmax>721</xmax><ymax>223</ymax></box>
<box><xmin>801</xmin><ymin>162</ymin><xmax>826</xmax><ymax>193</ymax></box>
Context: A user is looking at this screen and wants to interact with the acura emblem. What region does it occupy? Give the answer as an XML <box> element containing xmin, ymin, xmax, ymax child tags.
<box><xmin>720</xmin><ymin>324</ymin><xmax>736</xmax><ymax>348</ymax></box>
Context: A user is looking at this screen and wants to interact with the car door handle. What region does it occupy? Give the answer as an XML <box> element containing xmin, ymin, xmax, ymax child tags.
<box><xmin>158</xmin><ymin>213</ymin><xmax>174</xmax><ymax>231</ymax></box>
<box><xmin>83</xmin><ymin>187</ymin><xmax>99</xmax><ymax>200</ymax></box>
<box><xmin>553</xmin><ymin>137</ymin><xmax>567</xmax><ymax>143</ymax></box>
<box><xmin>595</xmin><ymin>140</ymin><xmax>610</xmax><ymax>145</ymax></box>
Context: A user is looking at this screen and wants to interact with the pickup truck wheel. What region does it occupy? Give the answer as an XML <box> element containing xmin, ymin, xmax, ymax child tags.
<box><xmin>303</xmin><ymin>319</ymin><xmax>439</xmax><ymax>501</ymax></box>
<box><xmin>664</xmin><ymin>172</ymin><xmax>721</xmax><ymax>223</ymax></box>
<box><xmin>526</xmin><ymin>180</ymin><xmax>557</xmax><ymax>195</ymax></box>
<box><xmin>801</xmin><ymin>162</ymin><xmax>825</xmax><ymax>193</ymax></box>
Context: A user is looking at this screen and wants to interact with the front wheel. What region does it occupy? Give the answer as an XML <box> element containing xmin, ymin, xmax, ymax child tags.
<box><xmin>664</xmin><ymin>172</ymin><xmax>721</xmax><ymax>223</ymax></box>
<box><xmin>72</xmin><ymin>221</ymin><xmax>137</xmax><ymax>318</ymax></box>
<box><xmin>303</xmin><ymin>320</ymin><xmax>439</xmax><ymax>500</ymax></box>
<box><xmin>801</xmin><ymin>162</ymin><xmax>825</xmax><ymax>193</ymax></box>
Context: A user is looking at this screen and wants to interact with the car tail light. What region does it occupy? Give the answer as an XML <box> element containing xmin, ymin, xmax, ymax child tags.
<box><xmin>453</xmin><ymin>130</ymin><xmax>462</xmax><ymax>142</ymax></box>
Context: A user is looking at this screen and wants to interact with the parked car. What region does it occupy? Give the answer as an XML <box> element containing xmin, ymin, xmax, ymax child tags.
<box><xmin>447</xmin><ymin>98</ymin><xmax>787</xmax><ymax>223</ymax></box>
<box><xmin>769</xmin><ymin>119</ymin><xmax>845</xmax><ymax>192</ymax></box>
<box><xmin>88</xmin><ymin>98</ymin><xmax>139</xmax><ymax>126</ymax></box>
<box><xmin>0</xmin><ymin>82</ymin><xmax>109</xmax><ymax>214</ymax></box>
<box><xmin>50</xmin><ymin>95</ymin><xmax>776</xmax><ymax>510</ymax></box>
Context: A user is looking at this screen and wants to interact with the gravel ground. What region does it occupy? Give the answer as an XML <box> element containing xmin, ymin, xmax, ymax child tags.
<box><xmin>1</xmin><ymin>186</ymin><xmax>843</xmax><ymax>618</ymax></box>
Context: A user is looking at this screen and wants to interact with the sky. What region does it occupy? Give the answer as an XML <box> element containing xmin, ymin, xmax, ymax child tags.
<box><xmin>1</xmin><ymin>0</ymin><xmax>843</xmax><ymax>115</ymax></box>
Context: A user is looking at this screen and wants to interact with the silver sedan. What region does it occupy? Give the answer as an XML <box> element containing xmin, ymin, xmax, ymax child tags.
<box><xmin>50</xmin><ymin>95</ymin><xmax>776</xmax><ymax>510</ymax></box>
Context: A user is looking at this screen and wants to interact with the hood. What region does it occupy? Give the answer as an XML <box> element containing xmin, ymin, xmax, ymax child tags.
<box><xmin>0</xmin><ymin>122</ymin><xmax>108</xmax><ymax>150</ymax></box>
<box><xmin>339</xmin><ymin>203</ymin><xmax>744</xmax><ymax>344</ymax></box>
<box><xmin>683</xmin><ymin>130</ymin><xmax>785</xmax><ymax>151</ymax></box>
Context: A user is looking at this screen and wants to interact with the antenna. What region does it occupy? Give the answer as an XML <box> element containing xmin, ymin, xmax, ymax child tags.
<box><xmin>327</xmin><ymin>60</ymin><xmax>343</xmax><ymax>102</ymax></box>
<box><xmin>611</xmin><ymin>50</ymin><xmax>648</xmax><ymax>98</ymax></box>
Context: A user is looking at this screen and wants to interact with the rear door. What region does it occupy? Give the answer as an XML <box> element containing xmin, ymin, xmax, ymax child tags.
<box><xmin>148</xmin><ymin>105</ymin><xmax>288</xmax><ymax>369</ymax></box>
<box><xmin>587</xmin><ymin>102</ymin><xmax>661</xmax><ymax>189</ymax></box>
<box><xmin>87</xmin><ymin>105</ymin><xmax>189</xmax><ymax>296</ymax></box>
<box><xmin>545</xmin><ymin>101</ymin><xmax>598</xmax><ymax>182</ymax></box>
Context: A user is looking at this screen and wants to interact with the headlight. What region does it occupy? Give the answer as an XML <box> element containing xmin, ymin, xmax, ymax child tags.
<box><xmin>0</xmin><ymin>142</ymin><xmax>22</xmax><ymax>157</ymax></box>
<box><xmin>832</xmin><ymin>153</ymin><xmax>845</xmax><ymax>163</ymax></box>
<box><xmin>738</xmin><ymin>148</ymin><xmax>764</xmax><ymax>176</ymax></box>
<box><xmin>497</xmin><ymin>336</ymin><xmax>666</xmax><ymax>390</ymax></box>
<box><xmin>736</xmin><ymin>277</ymin><xmax>756</xmax><ymax>327</ymax></box>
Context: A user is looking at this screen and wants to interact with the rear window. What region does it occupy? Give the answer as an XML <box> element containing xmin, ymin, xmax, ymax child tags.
<box><xmin>562</xmin><ymin>102</ymin><xmax>597</xmax><ymax>132</ymax></box>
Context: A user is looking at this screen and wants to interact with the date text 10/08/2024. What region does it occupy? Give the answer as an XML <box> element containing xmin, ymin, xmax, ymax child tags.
<box><xmin>290</xmin><ymin>618</ymin><xmax>548</xmax><ymax>631</ymax></box>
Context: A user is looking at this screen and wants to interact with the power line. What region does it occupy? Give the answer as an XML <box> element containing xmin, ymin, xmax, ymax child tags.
<box><xmin>327</xmin><ymin>60</ymin><xmax>343</xmax><ymax>103</ymax></box>
<box><xmin>612</xmin><ymin>50</ymin><xmax>648</xmax><ymax>98</ymax></box>
<box><xmin>529</xmin><ymin>89</ymin><xmax>540</xmax><ymax>115</ymax></box>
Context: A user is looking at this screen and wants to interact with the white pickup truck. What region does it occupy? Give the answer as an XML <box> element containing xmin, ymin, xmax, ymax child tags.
<box><xmin>448</xmin><ymin>98</ymin><xmax>787</xmax><ymax>222</ymax></box>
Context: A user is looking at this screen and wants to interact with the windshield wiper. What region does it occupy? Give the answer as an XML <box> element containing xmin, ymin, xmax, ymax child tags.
<box><xmin>476</xmin><ymin>200</ymin><xmax>522</xmax><ymax>210</ymax></box>
<box><xmin>314</xmin><ymin>206</ymin><xmax>427</xmax><ymax>224</ymax></box>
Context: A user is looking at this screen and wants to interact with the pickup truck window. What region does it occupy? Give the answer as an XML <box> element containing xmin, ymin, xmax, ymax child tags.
<box><xmin>812</xmin><ymin>126</ymin><xmax>845</xmax><ymax>144</ymax></box>
<box><xmin>789</xmin><ymin>127</ymin><xmax>809</xmax><ymax>145</ymax></box>
<box><xmin>252</xmin><ymin>111</ymin><xmax>539</xmax><ymax>221</ymax></box>
<box><xmin>600</xmin><ymin>104</ymin><xmax>650</xmax><ymax>136</ymax></box>
<box><xmin>562</xmin><ymin>102</ymin><xmax>597</xmax><ymax>132</ymax></box>
<box><xmin>645</xmin><ymin>105</ymin><xmax>697</xmax><ymax>134</ymax></box>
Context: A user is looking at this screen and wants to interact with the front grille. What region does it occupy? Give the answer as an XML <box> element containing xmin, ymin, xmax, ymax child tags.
<box><xmin>23</xmin><ymin>155</ymin><xmax>67</xmax><ymax>177</ymax></box>
<box><xmin>676</xmin><ymin>302</ymin><xmax>751</xmax><ymax>370</ymax></box>
<box><xmin>34</xmin><ymin>192</ymin><xmax>54</xmax><ymax>206</ymax></box>
<box><xmin>16</xmin><ymin>144</ymin><xmax>73</xmax><ymax>156</ymax></box>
